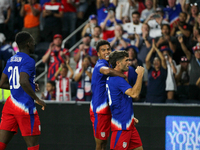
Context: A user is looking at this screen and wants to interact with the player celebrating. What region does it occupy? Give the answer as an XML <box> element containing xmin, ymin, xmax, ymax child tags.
<box><xmin>90</xmin><ymin>40</ymin><xmax>128</xmax><ymax>150</ymax></box>
<box><xmin>106</xmin><ymin>50</ymin><xmax>144</xmax><ymax>150</ymax></box>
<box><xmin>0</xmin><ymin>31</ymin><xmax>46</xmax><ymax>150</ymax></box>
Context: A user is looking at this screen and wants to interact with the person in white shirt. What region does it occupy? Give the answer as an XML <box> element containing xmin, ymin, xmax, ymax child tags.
<box><xmin>140</xmin><ymin>0</ymin><xmax>155</xmax><ymax>22</ymax></box>
<box><xmin>123</xmin><ymin>11</ymin><xmax>143</xmax><ymax>43</ymax></box>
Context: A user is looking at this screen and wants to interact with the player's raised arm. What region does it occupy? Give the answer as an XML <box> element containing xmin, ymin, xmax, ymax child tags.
<box><xmin>20</xmin><ymin>72</ymin><xmax>46</xmax><ymax>110</ymax></box>
<box><xmin>0</xmin><ymin>73</ymin><xmax>10</xmax><ymax>90</ymax></box>
<box><xmin>125</xmin><ymin>66</ymin><xmax>144</xmax><ymax>98</ymax></box>
<box><xmin>100</xmin><ymin>66</ymin><xmax>127</xmax><ymax>79</ymax></box>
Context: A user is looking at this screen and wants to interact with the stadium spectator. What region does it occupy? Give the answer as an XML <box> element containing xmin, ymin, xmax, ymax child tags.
<box><xmin>145</xmin><ymin>40</ymin><xmax>167</xmax><ymax>103</ymax></box>
<box><xmin>163</xmin><ymin>0</ymin><xmax>185</xmax><ymax>28</ymax></box>
<box><xmin>185</xmin><ymin>2</ymin><xmax>199</xmax><ymax>26</ymax></box>
<box><xmin>121</xmin><ymin>15</ymin><xmax>131</xmax><ymax>24</ymax></box>
<box><xmin>61</xmin><ymin>0</ymin><xmax>79</xmax><ymax>47</ymax></box>
<box><xmin>96</xmin><ymin>0</ymin><xmax>117</xmax><ymax>25</ymax></box>
<box><xmin>128</xmin><ymin>0</ymin><xmax>146</xmax><ymax>19</ymax></box>
<box><xmin>125</xmin><ymin>45</ymin><xmax>141</xmax><ymax>87</ymax></box>
<box><xmin>179</xmin><ymin>37</ymin><xmax>200</xmax><ymax>100</ymax></box>
<box><xmin>90</xmin><ymin>26</ymin><xmax>102</xmax><ymax>49</ymax></box>
<box><xmin>107</xmin><ymin>24</ymin><xmax>130</xmax><ymax>51</ymax></box>
<box><xmin>42</xmin><ymin>0</ymin><xmax>64</xmax><ymax>42</ymax></box>
<box><xmin>135</xmin><ymin>23</ymin><xmax>152</xmax><ymax>63</ymax></box>
<box><xmin>123</xmin><ymin>11</ymin><xmax>143</xmax><ymax>43</ymax></box>
<box><xmin>81</xmin><ymin>14</ymin><xmax>98</xmax><ymax>37</ymax></box>
<box><xmin>74</xmin><ymin>34</ymin><xmax>98</xmax><ymax>68</ymax></box>
<box><xmin>41</xmin><ymin>81</ymin><xmax>56</xmax><ymax>100</ymax></box>
<box><xmin>42</xmin><ymin>34</ymin><xmax>70</xmax><ymax>81</ymax></box>
<box><xmin>54</xmin><ymin>61</ymin><xmax>74</xmax><ymax>101</ymax></box>
<box><xmin>0</xmin><ymin>0</ymin><xmax>11</xmax><ymax>34</ymax></box>
<box><xmin>145</xmin><ymin>7</ymin><xmax>169</xmax><ymax>38</ymax></box>
<box><xmin>126</xmin><ymin>45</ymin><xmax>142</xmax><ymax>69</ymax></box>
<box><xmin>140</xmin><ymin>0</ymin><xmax>155</xmax><ymax>22</ymax></box>
<box><xmin>190</xmin><ymin>25</ymin><xmax>200</xmax><ymax>48</ymax></box>
<box><xmin>100</xmin><ymin>7</ymin><xmax>123</xmax><ymax>40</ymax></box>
<box><xmin>171</xmin><ymin>12</ymin><xmax>193</xmax><ymax>64</ymax></box>
<box><xmin>155</xmin><ymin>24</ymin><xmax>176</xmax><ymax>53</ymax></box>
<box><xmin>20</xmin><ymin>0</ymin><xmax>42</xmax><ymax>44</ymax></box>
<box><xmin>160</xmin><ymin>46</ymin><xmax>177</xmax><ymax>103</ymax></box>
<box><xmin>76</xmin><ymin>0</ymin><xmax>88</xmax><ymax>20</ymax></box>
<box><xmin>74</xmin><ymin>56</ymin><xmax>93</xmax><ymax>101</ymax></box>
<box><xmin>175</xmin><ymin>56</ymin><xmax>190</xmax><ymax>101</ymax></box>
<box><xmin>0</xmin><ymin>33</ymin><xmax>15</xmax><ymax>78</ymax></box>
<box><xmin>110</xmin><ymin>0</ymin><xmax>129</xmax><ymax>20</ymax></box>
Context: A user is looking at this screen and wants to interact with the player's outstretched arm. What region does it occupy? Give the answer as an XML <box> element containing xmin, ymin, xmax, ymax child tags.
<box><xmin>100</xmin><ymin>66</ymin><xmax>127</xmax><ymax>80</ymax></box>
<box><xmin>19</xmin><ymin>72</ymin><xmax>46</xmax><ymax>110</ymax></box>
<box><xmin>0</xmin><ymin>73</ymin><xmax>10</xmax><ymax>90</ymax></box>
<box><xmin>125</xmin><ymin>66</ymin><xmax>144</xmax><ymax>98</ymax></box>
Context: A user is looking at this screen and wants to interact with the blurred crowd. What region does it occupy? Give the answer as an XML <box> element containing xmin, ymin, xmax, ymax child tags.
<box><xmin>0</xmin><ymin>0</ymin><xmax>200</xmax><ymax>103</ymax></box>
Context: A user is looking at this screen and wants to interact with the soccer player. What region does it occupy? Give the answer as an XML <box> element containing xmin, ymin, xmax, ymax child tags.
<box><xmin>0</xmin><ymin>31</ymin><xmax>46</xmax><ymax>150</ymax></box>
<box><xmin>106</xmin><ymin>50</ymin><xmax>144</xmax><ymax>150</ymax></box>
<box><xmin>90</xmin><ymin>40</ymin><xmax>128</xmax><ymax>150</ymax></box>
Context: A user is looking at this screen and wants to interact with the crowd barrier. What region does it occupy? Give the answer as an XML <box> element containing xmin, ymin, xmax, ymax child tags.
<box><xmin>2</xmin><ymin>102</ymin><xmax>200</xmax><ymax>150</ymax></box>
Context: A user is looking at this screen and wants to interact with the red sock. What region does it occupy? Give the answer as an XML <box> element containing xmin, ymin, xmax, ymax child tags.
<box><xmin>0</xmin><ymin>142</ymin><xmax>7</xmax><ymax>150</ymax></box>
<box><xmin>27</xmin><ymin>144</ymin><xmax>39</xmax><ymax>150</ymax></box>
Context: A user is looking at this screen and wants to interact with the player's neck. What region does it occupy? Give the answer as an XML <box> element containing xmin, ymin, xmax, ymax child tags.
<box><xmin>19</xmin><ymin>50</ymin><xmax>30</xmax><ymax>55</ymax></box>
<box><xmin>114</xmin><ymin>67</ymin><xmax>122</xmax><ymax>73</ymax></box>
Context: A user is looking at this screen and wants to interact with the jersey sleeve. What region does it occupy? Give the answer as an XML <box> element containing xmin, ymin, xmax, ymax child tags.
<box><xmin>116</xmin><ymin>77</ymin><xmax>132</xmax><ymax>94</ymax></box>
<box><xmin>20</xmin><ymin>59</ymin><xmax>35</xmax><ymax>77</ymax></box>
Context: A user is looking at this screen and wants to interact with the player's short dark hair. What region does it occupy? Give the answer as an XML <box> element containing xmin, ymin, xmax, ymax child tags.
<box><xmin>132</xmin><ymin>11</ymin><xmax>140</xmax><ymax>17</ymax></box>
<box><xmin>47</xmin><ymin>81</ymin><xmax>55</xmax><ymax>87</ymax></box>
<box><xmin>109</xmin><ymin>50</ymin><xmax>129</xmax><ymax>69</ymax></box>
<box><xmin>161</xmin><ymin>24</ymin><xmax>170</xmax><ymax>30</ymax></box>
<box><xmin>96</xmin><ymin>40</ymin><xmax>111</xmax><ymax>52</ymax></box>
<box><xmin>15</xmin><ymin>31</ymin><xmax>34</xmax><ymax>49</ymax></box>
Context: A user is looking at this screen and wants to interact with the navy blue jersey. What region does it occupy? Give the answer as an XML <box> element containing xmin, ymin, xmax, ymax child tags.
<box><xmin>106</xmin><ymin>76</ymin><xmax>135</xmax><ymax>131</ymax></box>
<box><xmin>3</xmin><ymin>52</ymin><xmax>36</xmax><ymax>114</ymax></box>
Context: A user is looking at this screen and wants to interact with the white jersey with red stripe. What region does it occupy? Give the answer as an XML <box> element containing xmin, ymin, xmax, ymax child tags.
<box><xmin>56</xmin><ymin>76</ymin><xmax>71</xmax><ymax>101</ymax></box>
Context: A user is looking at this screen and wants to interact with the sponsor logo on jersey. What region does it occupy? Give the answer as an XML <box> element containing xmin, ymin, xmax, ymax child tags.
<box><xmin>123</xmin><ymin>142</ymin><xmax>127</xmax><ymax>148</ymax></box>
<box><xmin>101</xmin><ymin>132</ymin><xmax>105</xmax><ymax>137</ymax></box>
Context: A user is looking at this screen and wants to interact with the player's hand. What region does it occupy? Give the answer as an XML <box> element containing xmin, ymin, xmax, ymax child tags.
<box><xmin>135</xmin><ymin>66</ymin><xmax>145</xmax><ymax>75</ymax></box>
<box><xmin>35</xmin><ymin>99</ymin><xmax>46</xmax><ymax>110</ymax></box>
<box><xmin>35</xmin><ymin>83</ymin><xmax>40</xmax><ymax>91</ymax></box>
<box><xmin>134</xmin><ymin>117</ymin><xmax>139</xmax><ymax>125</ymax></box>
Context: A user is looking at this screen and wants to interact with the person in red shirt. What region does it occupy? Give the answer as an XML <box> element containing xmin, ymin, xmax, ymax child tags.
<box><xmin>42</xmin><ymin>34</ymin><xmax>70</xmax><ymax>81</ymax></box>
<box><xmin>74</xmin><ymin>34</ymin><xmax>98</xmax><ymax>68</ymax></box>
<box><xmin>61</xmin><ymin>0</ymin><xmax>79</xmax><ymax>46</ymax></box>
<box><xmin>42</xmin><ymin>0</ymin><xmax>64</xmax><ymax>42</ymax></box>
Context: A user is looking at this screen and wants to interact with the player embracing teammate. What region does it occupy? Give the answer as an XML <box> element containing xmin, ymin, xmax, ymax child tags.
<box><xmin>90</xmin><ymin>40</ymin><xmax>144</xmax><ymax>150</ymax></box>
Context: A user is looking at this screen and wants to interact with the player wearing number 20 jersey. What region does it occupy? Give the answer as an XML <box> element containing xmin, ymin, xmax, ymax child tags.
<box><xmin>2</xmin><ymin>52</ymin><xmax>37</xmax><ymax>115</ymax></box>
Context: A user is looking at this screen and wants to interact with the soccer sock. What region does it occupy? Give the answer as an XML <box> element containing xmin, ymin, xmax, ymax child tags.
<box><xmin>27</xmin><ymin>144</ymin><xmax>39</xmax><ymax>150</ymax></box>
<box><xmin>0</xmin><ymin>142</ymin><xmax>7</xmax><ymax>150</ymax></box>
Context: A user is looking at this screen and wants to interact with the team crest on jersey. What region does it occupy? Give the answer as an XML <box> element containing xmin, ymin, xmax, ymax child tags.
<box><xmin>101</xmin><ymin>132</ymin><xmax>105</xmax><ymax>137</ymax></box>
<box><xmin>123</xmin><ymin>142</ymin><xmax>127</xmax><ymax>148</ymax></box>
